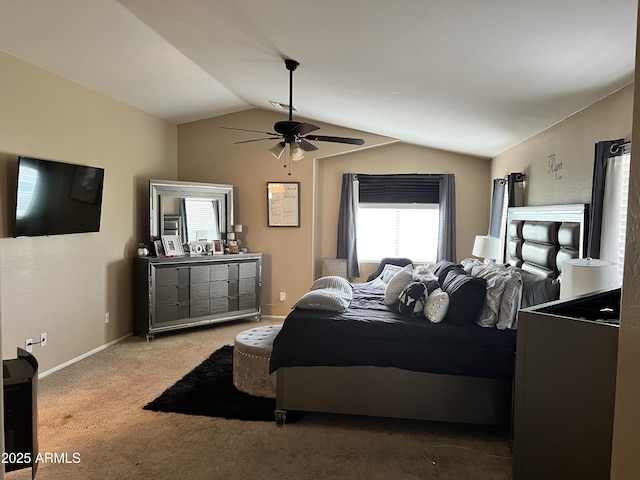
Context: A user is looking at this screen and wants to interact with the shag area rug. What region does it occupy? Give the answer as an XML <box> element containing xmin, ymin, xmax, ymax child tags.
<box><xmin>144</xmin><ymin>345</ymin><xmax>276</xmax><ymax>421</ymax></box>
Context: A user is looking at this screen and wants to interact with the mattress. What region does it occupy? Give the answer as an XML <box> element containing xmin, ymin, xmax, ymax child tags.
<box><xmin>269</xmin><ymin>282</ymin><xmax>517</xmax><ymax>379</ymax></box>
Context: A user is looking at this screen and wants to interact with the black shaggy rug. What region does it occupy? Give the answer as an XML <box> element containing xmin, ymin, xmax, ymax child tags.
<box><xmin>144</xmin><ymin>345</ymin><xmax>277</xmax><ymax>421</ymax></box>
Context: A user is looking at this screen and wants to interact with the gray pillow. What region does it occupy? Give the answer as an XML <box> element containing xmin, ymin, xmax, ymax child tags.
<box><xmin>294</xmin><ymin>288</ymin><xmax>353</xmax><ymax>312</ymax></box>
<box><xmin>311</xmin><ymin>275</ymin><xmax>352</xmax><ymax>293</ymax></box>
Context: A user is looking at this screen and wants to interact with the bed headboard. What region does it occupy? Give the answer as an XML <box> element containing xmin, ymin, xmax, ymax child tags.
<box><xmin>505</xmin><ymin>204</ymin><xmax>589</xmax><ymax>278</ymax></box>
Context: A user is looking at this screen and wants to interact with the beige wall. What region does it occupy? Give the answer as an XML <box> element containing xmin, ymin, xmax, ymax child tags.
<box><xmin>492</xmin><ymin>84</ymin><xmax>634</xmax><ymax>205</ymax></box>
<box><xmin>0</xmin><ymin>51</ymin><xmax>177</xmax><ymax>373</ymax></box>
<box><xmin>178</xmin><ymin>109</ymin><xmax>491</xmax><ymax>316</ymax></box>
<box><xmin>316</xmin><ymin>143</ymin><xmax>491</xmax><ymax>281</ymax></box>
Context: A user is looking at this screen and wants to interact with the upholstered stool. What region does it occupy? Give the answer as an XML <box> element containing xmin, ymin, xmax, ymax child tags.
<box><xmin>233</xmin><ymin>325</ymin><xmax>281</xmax><ymax>398</ymax></box>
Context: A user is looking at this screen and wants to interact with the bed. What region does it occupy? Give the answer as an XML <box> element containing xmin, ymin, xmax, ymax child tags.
<box><xmin>270</xmin><ymin>203</ymin><xmax>588</xmax><ymax>427</ymax></box>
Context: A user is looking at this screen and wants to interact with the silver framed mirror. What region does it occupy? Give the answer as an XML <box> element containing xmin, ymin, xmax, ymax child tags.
<box><xmin>149</xmin><ymin>179</ymin><xmax>234</xmax><ymax>243</ymax></box>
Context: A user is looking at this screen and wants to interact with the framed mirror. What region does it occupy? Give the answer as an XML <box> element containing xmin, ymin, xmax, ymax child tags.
<box><xmin>149</xmin><ymin>179</ymin><xmax>234</xmax><ymax>243</ymax></box>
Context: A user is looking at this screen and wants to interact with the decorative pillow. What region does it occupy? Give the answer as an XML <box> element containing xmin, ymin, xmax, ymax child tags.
<box><xmin>432</xmin><ymin>260</ymin><xmax>464</xmax><ymax>286</ymax></box>
<box><xmin>379</xmin><ymin>264</ymin><xmax>404</xmax><ymax>284</ymax></box>
<box><xmin>294</xmin><ymin>288</ymin><xmax>353</xmax><ymax>312</ymax></box>
<box><xmin>310</xmin><ymin>275</ymin><xmax>352</xmax><ymax>293</ymax></box>
<box><xmin>440</xmin><ymin>270</ymin><xmax>487</xmax><ymax>326</ymax></box>
<box><xmin>470</xmin><ymin>263</ymin><xmax>509</xmax><ymax>327</ymax></box>
<box><xmin>398</xmin><ymin>281</ymin><xmax>428</xmax><ymax>316</ymax></box>
<box><xmin>496</xmin><ymin>268</ymin><xmax>523</xmax><ymax>330</ymax></box>
<box><xmin>423</xmin><ymin>288</ymin><xmax>450</xmax><ymax>323</ymax></box>
<box><xmin>384</xmin><ymin>263</ymin><xmax>414</xmax><ymax>305</ymax></box>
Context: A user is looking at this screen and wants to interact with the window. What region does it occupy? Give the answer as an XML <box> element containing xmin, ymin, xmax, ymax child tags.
<box><xmin>601</xmin><ymin>150</ymin><xmax>630</xmax><ymax>283</ymax></box>
<box><xmin>357</xmin><ymin>203</ymin><xmax>439</xmax><ymax>263</ymax></box>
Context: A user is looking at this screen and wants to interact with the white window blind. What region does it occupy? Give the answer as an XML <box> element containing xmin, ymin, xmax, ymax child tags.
<box><xmin>600</xmin><ymin>151</ymin><xmax>630</xmax><ymax>284</ymax></box>
<box><xmin>357</xmin><ymin>203</ymin><xmax>439</xmax><ymax>263</ymax></box>
<box><xmin>183</xmin><ymin>198</ymin><xmax>220</xmax><ymax>243</ymax></box>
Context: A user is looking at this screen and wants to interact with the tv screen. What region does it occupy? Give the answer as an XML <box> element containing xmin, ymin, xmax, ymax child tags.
<box><xmin>14</xmin><ymin>156</ymin><xmax>105</xmax><ymax>237</ymax></box>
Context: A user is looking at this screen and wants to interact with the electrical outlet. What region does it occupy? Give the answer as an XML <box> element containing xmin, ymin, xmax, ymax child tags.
<box><xmin>105</xmin><ymin>312</ymin><xmax>110</xmax><ymax>323</ymax></box>
<box><xmin>279</xmin><ymin>292</ymin><xmax>286</xmax><ymax>301</ymax></box>
<box><xmin>40</xmin><ymin>332</ymin><xmax>47</xmax><ymax>347</ymax></box>
<box><xmin>25</xmin><ymin>338</ymin><xmax>33</xmax><ymax>353</ymax></box>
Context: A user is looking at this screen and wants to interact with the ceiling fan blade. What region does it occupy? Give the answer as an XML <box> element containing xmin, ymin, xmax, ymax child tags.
<box><xmin>290</xmin><ymin>123</ymin><xmax>320</xmax><ymax>136</ymax></box>
<box><xmin>221</xmin><ymin>126</ymin><xmax>279</xmax><ymax>136</ymax></box>
<box><xmin>297</xmin><ymin>138</ymin><xmax>318</xmax><ymax>152</ymax></box>
<box><xmin>304</xmin><ymin>135</ymin><xmax>365</xmax><ymax>145</ymax></box>
<box><xmin>234</xmin><ymin>137</ymin><xmax>281</xmax><ymax>144</ymax></box>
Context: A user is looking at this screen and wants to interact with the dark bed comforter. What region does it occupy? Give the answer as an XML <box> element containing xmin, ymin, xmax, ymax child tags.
<box><xmin>269</xmin><ymin>282</ymin><xmax>517</xmax><ymax>379</ymax></box>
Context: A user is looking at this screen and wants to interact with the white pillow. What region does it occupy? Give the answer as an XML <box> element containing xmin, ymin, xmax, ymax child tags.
<box><xmin>379</xmin><ymin>264</ymin><xmax>404</xmax><ymax>284</ymax></box>
<box><xmin>384</xmin><ymin>264</ymin><xmax>414</xmax><ymax>305</ymax></box>
<box><xmin>424</xmin><ymin>288</ymin><xmax>449</xmax><ymax>323</ymax></box>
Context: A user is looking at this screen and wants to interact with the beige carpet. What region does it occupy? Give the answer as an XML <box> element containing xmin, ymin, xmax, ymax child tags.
<box><xmin>6</xmin><ymin>318</ymin><xmax>512</xmax><ymax>480</ymax></box>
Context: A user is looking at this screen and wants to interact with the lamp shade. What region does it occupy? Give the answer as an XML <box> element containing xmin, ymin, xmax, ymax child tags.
<box><xmin>472</xmin><ymin>235</ymin><xmax>501</xmax><ymax>260</ymax></box>
<box><xmin>560</xmin><ymin>258</ymin><xmax>620</xmax><ymax>300</ymax></box>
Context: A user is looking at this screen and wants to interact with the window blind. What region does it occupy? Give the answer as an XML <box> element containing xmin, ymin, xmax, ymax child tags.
<box><xmin>357</xmin><ymin>174</ymin><xmax>441</xmax><ymax>204</ymax></box>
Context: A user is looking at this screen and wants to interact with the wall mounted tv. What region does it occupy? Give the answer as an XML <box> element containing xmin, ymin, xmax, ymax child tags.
<box><xmin>14</xmin><ymin>156</ymin><xmax>105</xmax><ymax>237</ymax></box>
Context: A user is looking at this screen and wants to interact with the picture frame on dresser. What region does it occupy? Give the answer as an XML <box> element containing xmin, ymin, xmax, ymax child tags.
<box><xmin>153</xmin><ymin>240</ymin><xmax>165</xmax><ymax>257</ymax></box>
<box><xmin>212</xmin><ymin>240</ymin><xmax>224</xmax><ymax>254</ymax></box>
<box><xmin>161</xmin><ymin>235</ymin><xmax>184</xmax><ymax>256</ymax></box>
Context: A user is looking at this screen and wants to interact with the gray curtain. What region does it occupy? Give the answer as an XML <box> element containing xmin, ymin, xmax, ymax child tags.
<box><xmin>437</xmin><ymin>174</ymin><xmax>456</xmax><ymax>262</ymax></box>
<box><xmin>337</xmin><ymin>173</ymin><xmax>360</xmax><ymax>278</ymax></box>
<box><xmin>588</xmin><ymin>139</ymin><xmax>623</xmax><ymax>258</ymax></box>
<box><xmin>489</xmin><ymin>178</ymin><xmax>506</xmax><ymax>238</ymax></box>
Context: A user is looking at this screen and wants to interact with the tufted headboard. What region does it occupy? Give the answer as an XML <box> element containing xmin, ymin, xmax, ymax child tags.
<box><xmin>505</xmin><ymin>204</ymin><xmax>589</xmax><ymax>278</ymax></box>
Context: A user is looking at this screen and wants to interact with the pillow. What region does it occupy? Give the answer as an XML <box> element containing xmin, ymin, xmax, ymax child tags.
<box><xmin>496</xmin><ymin>268</ymin><xmax>523</xmax><ymax>330</ymax></box>
<box><xmin>461</xmin><ymin>257</ymin><xmax>484</xmax><ymax>273</ymax></box>
<box><xmin>379</xmin><ymin>264</ymin><xmax>404</xmax><ymax>284</ymax></box>
<box><xmin>294</xmin><ymin>288</ymin><xmax>353</xmax><ymax>312</ymax></box>
<box><xmin>398</xmin><ymin>281</ymin><xmax>428</xmax><ymax>316</ymax></box>
<box><xmin>440</xmin><ymin>270</ymin><xmax>487</xmax><ymax>326</ymax></box>
<box><xmin>311</xmin><ymin>275</ymin><xmax>352</xmax><ymax>293</ymax></box>
<box><xmin>470</xmin><ymin>263</ymin><xmax>509</xmax><ymax>327</ymax></box>
<box><xmin>384</xmin><ymin>263</ymin><xmax>414</xmax><ymax>305</ymax></box>
<box><xmin>423</xmin><ymin>288</ymin><xmax>449</xmax><ymax>323</ymax></box>
<box><xmin>432</xmin><ymin>260</ymin><xmax>463</xmax><ymax>286</ymax></box>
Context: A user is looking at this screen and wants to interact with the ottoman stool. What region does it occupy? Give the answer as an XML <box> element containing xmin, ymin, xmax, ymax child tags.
<box><xmin>233</xmin><ymin>325</ymin><xmax>282</xmax><ymax>398</ymax></box>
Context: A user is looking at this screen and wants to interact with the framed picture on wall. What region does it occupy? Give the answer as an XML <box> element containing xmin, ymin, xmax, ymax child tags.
<box><xmin>267</xmin><ymin>181</ymin><xmax>300</xmax><ymax>227</ymax></box>
<box><xmin>161</xmin><ymin>235</ymin><xmax>184</xmax><ymax>256</ymax></box>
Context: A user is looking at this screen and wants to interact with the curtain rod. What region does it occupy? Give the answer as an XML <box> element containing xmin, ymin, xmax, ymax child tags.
<box><xmin>610</xmin><ymin>140</ymin><xmax>631</xmax><ymax>155</ymax></box>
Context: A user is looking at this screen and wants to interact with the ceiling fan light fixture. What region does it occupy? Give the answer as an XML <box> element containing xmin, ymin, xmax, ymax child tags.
<box><xmin>290</xmin><ymin>143</ymin><xmax>305</xmax><ymax>161</ymax></box>
<box><xmin>269</xmin><ymin>142</ymin><xmax>286</xmax><ymax>159</ymax></box>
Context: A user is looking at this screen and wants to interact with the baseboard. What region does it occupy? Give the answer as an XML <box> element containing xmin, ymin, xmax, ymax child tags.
<box><xmin>38</xmin><ymin>332</ymin><xmax>133</xmax><ymax>379</ymax></box>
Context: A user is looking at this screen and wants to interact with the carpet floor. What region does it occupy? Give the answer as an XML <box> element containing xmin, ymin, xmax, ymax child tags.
<box><xmin>6</xmin><ymin>319</ymin><xmax>513</xmax><ymax>480</ymax></box>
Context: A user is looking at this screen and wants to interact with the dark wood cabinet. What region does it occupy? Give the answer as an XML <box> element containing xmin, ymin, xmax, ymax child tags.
<box><xmin>513</xmin><ymin>289</ymin><xmax>620</xmax><ymax>480</ymax></box>
<box><xmin>134</xmin><ymin>253</ymin><xmax>262</xmax><ymax>340</ymax></box>
<box><xmin>3</xmin><ymin>348</ymin><xmax>38</xmax><ymax>476</ymax></box>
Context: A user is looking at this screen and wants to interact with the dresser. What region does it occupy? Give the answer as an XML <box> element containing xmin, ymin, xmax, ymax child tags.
<box><xmin>513</xmin><ymin>289</ymin><xmax>620</xmax><ymax>480</ymax></box>
<box><xmin>134</xmin><ymin>253</ymin><xmax>262</xmax><ymax>340</ymax></box>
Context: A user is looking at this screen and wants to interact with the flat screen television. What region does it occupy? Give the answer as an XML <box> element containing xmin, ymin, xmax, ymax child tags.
<box><xmin>14</xmin><ymin>156</ymin><xmax>105</xmax><ymax>237</ymax></box>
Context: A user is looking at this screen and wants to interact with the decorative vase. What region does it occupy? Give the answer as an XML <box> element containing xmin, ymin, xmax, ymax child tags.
<box><xmin>137</xmin><ymin>247</ymin><xmax>149</xmax><ymax>257</ymax></box>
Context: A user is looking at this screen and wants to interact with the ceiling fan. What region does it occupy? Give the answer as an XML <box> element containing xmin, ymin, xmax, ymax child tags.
<box><xmin>221</xmin><ymin>59</ymin><xmax>365</xmax><ymax>168</ymax></box>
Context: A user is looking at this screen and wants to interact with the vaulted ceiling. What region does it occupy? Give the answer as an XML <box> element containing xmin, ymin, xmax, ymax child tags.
<box><xmin>0</xmin><ymin>1</ymin><xmax>636</xmax><ymax>158</ymax></box>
